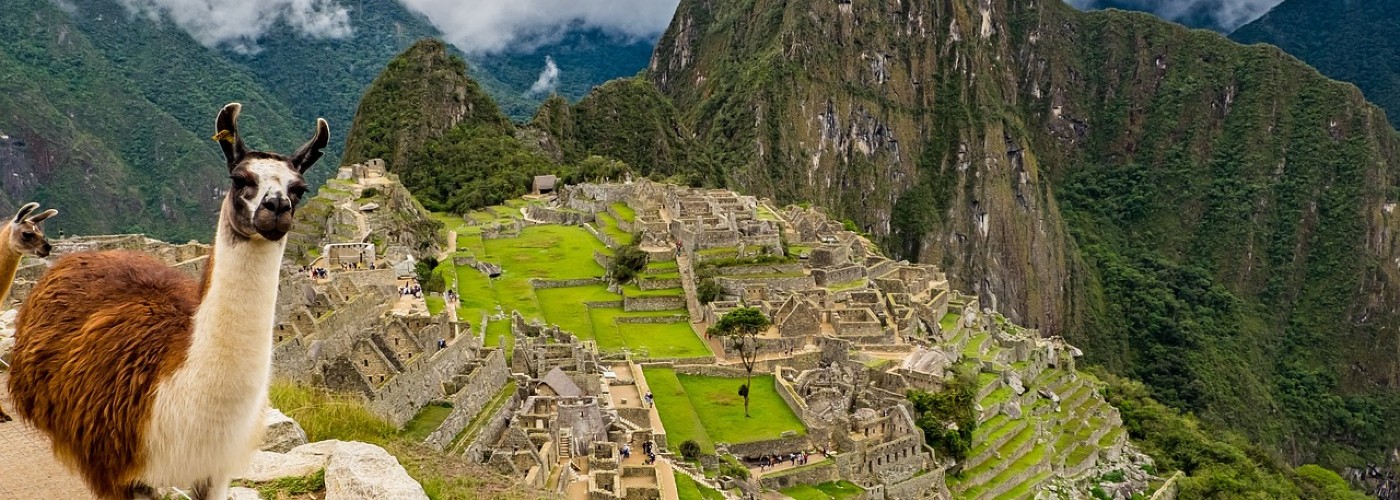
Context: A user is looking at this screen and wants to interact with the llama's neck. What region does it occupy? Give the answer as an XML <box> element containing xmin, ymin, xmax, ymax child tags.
<box><xmin>0</xmin><ymin>223</ymin><xmax>23</xmax><ymax>303</ymax></box>
<box><xmin>183</xmin><ymin>210</ymin><xmax>286</xmax><ymax>384</ymax></box>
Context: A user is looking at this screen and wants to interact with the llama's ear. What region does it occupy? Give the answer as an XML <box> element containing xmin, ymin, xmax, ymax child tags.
<box><xmin>214</xmin><ymin>103</ymin><xmax>249</xmax><ymax>171</ymax></box>
<box><xmin>13</xmin><ymin>202</ymin><xmax>38</xmax><ymax>223</ymax></box>
<box><xmin>26</xmin><ymin>209</ymin><xmax>57</xmax><ymax>224</ymax></box>
<box><xmin>291</xmin><ymin>118</ymin><xmax>330</xmax><ymax>174</ymax></box>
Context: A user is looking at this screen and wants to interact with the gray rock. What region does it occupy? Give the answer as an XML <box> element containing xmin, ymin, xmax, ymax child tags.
<box><xmin>228</xmin><ymin>487</ymin><xmax>262</xmax><ymax>500</ymax></box>
<box><xmin>323</xmin><ymin>441</ymin><xmax>427</xmax><ymax>500</ymax></box>
<box><xmin>237</xmin><ymin>450</ymin><xmax>328</xmax><ymax>482</ymax></box>
<box><xmin>261</xmin><ymin>407</ymin><xmax>309</xmax><ymax>453</ymax></box>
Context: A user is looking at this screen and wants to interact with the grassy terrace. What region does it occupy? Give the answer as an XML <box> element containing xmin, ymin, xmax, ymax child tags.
<box><xmin>643</xmin><ymin>367</ymin><xmax>806</xmax><ymax>454</ymax></box>
<box><xmin>647</xmin><ymin>260</ymin><xmax>679</xmax><ymax>272</ymax></box>
<box><xmin>611</xmin><ymin>202</ymin><xmax>637</xmax><ymax>223</ymax></box>
<box><xmin>623</xmin><ymin>283</ymin><xmax>685</xmax><ymax>297</ymax></box>
<box><xmin>940</xmin><ymin>312</ymin><xmax>961</xmax><ymax>332</ymax></box>
<box><xmin>401</xmin><ymin>402</ymin><xmax>453</xmax><ymax>441</ymax></box>
<box><xmin>675</xmin><ymin>472</ymin><xmax>724</xmax><ymax>500</ymax></box>
<box><xmin>779</xmin><ymin>480</ymin><xmax>863</xmax><ymax>500</ymax></box>
<box><xmin>595</xmin><ymin>212</ymin><xmax>634</xmax><ymax>246</ymax></box>
<box><xmin>589</xmin><ymin>308</ymin><xmax>708</xmax><ymax>359</ymax></box>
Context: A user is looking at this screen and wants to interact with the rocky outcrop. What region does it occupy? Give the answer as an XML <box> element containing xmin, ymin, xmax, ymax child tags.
<box><xmin>237</xmin><ymin>440</ymin><xmax>426</xmax><ymax>500</ymax></box>
<box><xmin>260</xmin><ymin>408</ymin><xmax>309</xmax><ymax>453</ymax></box>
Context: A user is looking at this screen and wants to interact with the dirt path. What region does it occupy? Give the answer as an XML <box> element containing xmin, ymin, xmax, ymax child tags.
<box><xmin>0</xmin><ymin>373</ymin><xmax>96</xmax><ymax>499</ymax></box>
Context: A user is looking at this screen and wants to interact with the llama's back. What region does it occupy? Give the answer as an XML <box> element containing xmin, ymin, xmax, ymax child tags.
<box><xmin>8</xmin><ymin>250</ymin><xmax>200</xmax><ymax>498</ymax></box>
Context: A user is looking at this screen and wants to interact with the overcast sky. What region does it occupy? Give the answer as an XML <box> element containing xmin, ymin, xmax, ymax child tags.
<box><xmin>1066</xmin><ymin>0</ymin><xmax>1284</xmax><ymax>32</ymax></box>
<box><xmin>107</xmin><ymin>0</ymin><xmax>679</xmax><ymax>54</ymax></box>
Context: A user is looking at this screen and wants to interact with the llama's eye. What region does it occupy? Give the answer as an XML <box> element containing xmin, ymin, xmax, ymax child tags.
<box><xmin>21</xmin><ymin>232</ymin><xmax>34</xmax><ymax>240</ymax></box>
<box><xmin>229</xmin><ymin>175</ymin><xmax>254</xmax><ymax>190</ymax></box>
<box><xmin>288</xmin><ymin>184</ymin><xmax>308</xmax><ymax>197</ymax></box>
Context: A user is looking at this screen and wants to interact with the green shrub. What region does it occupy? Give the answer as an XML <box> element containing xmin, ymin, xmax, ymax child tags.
<box><xmin>609</xmin><ymin>245</ymin><xmax>648</xmax><ymax>283</ymax></box>
<box><xmin>698</xmin><ymin>279</ymin><xmax>722</xmax><ymax>304</ymax></box>
<box><xmin>680</xmin><ymin>440</ymin><xmax>703</xmax><ymax>461</ymax></box>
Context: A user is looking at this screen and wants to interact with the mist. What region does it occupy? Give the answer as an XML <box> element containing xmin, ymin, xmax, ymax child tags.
<box><xmin>116</xmin><ymin>0</ymin><xmax>351</xmax><ymax>53</ymax></box>
<box><xmin>1066</xmin><ymin>0</ymin><xmax>1283</xmax><ymax>31</ymax></box>
<box><xmin>395</xmin><ymin>0</ymin><xmax>680</xmax><ymax>54</ymax></box>
<box><xmin>528</xmin><ymin>57</ymin><xmax>562</xmax><ymax>96</ymax></box>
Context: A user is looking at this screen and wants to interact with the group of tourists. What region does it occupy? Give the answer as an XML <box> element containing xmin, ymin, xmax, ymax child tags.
<box><xmin>301</xmin><ymin>266</ymin><xmax>329</xmax><ymax>279</ymax></box>
<box><xmin>754</xmin><ymin>452</ymin><xmax>812</xmax><ymax>471</ymax></box>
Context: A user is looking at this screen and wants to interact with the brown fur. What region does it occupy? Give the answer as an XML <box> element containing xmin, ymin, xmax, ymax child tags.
<box><xmin>8</xmin><ymin>250</ymin><xmax>199</xmax><ymax>499</ymax></box>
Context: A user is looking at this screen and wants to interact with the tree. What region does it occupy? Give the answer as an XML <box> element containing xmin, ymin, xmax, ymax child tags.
<box><xmin>697</xmin><ymin>278</ymin><xmax>722</xmax><ymax>304</ymax></box>
<box><xmin>707</xmin><ymin>307</ymin><xmax>771</xmax><ymax>417</ymax></box>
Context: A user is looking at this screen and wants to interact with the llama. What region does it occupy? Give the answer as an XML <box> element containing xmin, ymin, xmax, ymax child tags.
<box><xmin>0</xmin><ymin>201</ymin><xmax>58</xmax><ymax>423</ymax></box>
<box><xmin>7</xmin><ymin>103</ymin><xmax>327</xmax><ymax>500</ymax></box>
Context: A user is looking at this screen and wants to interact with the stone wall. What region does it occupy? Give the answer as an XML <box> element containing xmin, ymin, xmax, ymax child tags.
<box><xmin>716</xmin><ymin>276</ymin><xmax>817</xmax><ymax>294</ymax></box>
<box><xmin>464</xmin><ymin>389</ymin><xmax>525</xmax><ymax>463</ymax></box>
<box><xmin>757</xmin><ymin>459</ymin><xmax>838</xmax><ymax>490</ymax></box>
<box><xmin>524</xmin><ymin>205</ymin><xmax>592</xmax><ymax>225</ymax></box>
<box><xmin>424</xmin><ymin>349</ymin><xmax>509</xmax><ymax>450</ymax></box>
<box><xmin>366</xmin><ymin>333</ymin><xmax>479</xmax><ymax>426</ymax></box>
<box><xmin>638</xmin><ymin>276</ymin><xmax>683</xmax><ymax>290</ymax></box>
<box><xmin>882</xmin><ymin>469</ymin><xmax>947</xmax><ymax>500</ymax></box>
<box><xmin>812</xmin><ymin>266</ymin><xmax>866</xmax><ymax>287</ymax></box>
<box><xmin>532</xmin><ymin>277</ymin><xmax>606</xmax><ymax>289</ymax></box>
<box><xmin>711</xmin><ymin>263</ymin><xmax>806</xmax><ymax>276</ymax></box>
<box><xmin>624</xmin><ymin>295</ymin><xmax>686</xmax><ymax>312</ymax></box>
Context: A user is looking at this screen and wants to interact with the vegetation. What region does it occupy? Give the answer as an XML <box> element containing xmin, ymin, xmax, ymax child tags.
<box><xmin>674</xmin><ymin>471</ymin><xmax>726</xmax><ymax>500</ymax></box>
<box><xmin>1094</xmin><ymin>370</ymin><xmax>1369</xmax><ymax>499</ymax></box>
<box><xmin>642</xmin><ymin>367</ymin><xmax>805</xmax><ymax>450</ymax></box>
<box><xmin>908</xmin><ymin>364</ymin><xmax>979</xmax><ymax>462</ymax></box>
<box><xmin>697</xmin><ymin>279</ymin><xmax>723</xmax><ymax>304</ymax></box>
<box><xmin>779</xmin><ymin>481</ymin><xmax>864</xmax><ymax>500</ymax></box>
<box><xmin>267</xmin><ymin>382</ymin><xmax>526</xmax><ymax>499</ymax></box>
<box><xmin>706</xmin><ymin>308</ymin><xmax>772</xmax><ymax>417</ymax></box>
<box><xmin>680</xmin><ymin>439</ymin><xmax>703</xmax><ymax>461</ymax></box>
<box><xmin>609</xmin><ymin>245</ymin><xmax>649</xmax><ymax>283</ymax></box>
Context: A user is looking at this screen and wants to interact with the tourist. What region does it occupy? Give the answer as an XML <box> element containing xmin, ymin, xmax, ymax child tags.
<box><xmin>437</xmin><ymin>338</ymin><xmax>447</xmax><ymax>350</ymax></box>
<box><xmin>621</xmin><ymin>443</ymin><xmax>631</xmax><ymax>459</ymax></box>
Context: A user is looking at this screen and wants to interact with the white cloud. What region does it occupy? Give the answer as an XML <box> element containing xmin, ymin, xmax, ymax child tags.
<box><xmin>1072</xmin><ymin>0</ymin><xmax>1282</xmax><ymax>31</ymax></box>
<box><xmin>527</xmin><ymin>56</ymin><xmax>562</xmax><ymax>95</ymax></box>
<box><xmin>116</xmin><ymin>0</ymin><xmax>352</xmax><ymax>53</ymax></box>
<box><xmin>395</xmin><ymin>0</ymin><xmax>680</xmax><ymax>54</ymax></box>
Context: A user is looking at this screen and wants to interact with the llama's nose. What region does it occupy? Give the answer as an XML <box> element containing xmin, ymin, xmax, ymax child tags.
<box><xmin>261</xmin><ymin>196</ymin><xmax>292</xmax><ymax>214</ymax></box>
<box><xmin>39</xmin><ymin>243</ymin><xmax>51</xmax><ymax>257</ymax></box>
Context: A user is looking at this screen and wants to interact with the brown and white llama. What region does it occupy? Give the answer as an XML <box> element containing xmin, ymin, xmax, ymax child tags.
<box><xmin>0</xmin><ymin>201</ymin><xmax>58</xmax><ymax>423</ymax></box>
<box><xmin>7</xmin><ymin>103</ymin><xmax>327</xmax><ymax>500</ymax></box>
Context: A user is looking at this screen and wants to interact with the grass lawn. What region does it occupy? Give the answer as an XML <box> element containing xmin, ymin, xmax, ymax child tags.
<box><xmin>623</xmin><ymin>283</ymin><xmax>684</xmax><ymax>297</ymax></box>
<box><xmin>611</xmin><ymin>202</ymin><xmax>637</xmax><ymax>223</ymax></box>
<box><xmin>483</xmin><ymin>225</ymin><xmax>606</xmax><ymax>280</ymax></box>
<box><xmin>644</xmin><ymin>367</ymin><xmax>807</xmax><ymax>451</ymax></box>
<box><xmin>596</xmin><ymin>212</ymin><xmax>634</xmax><ymax>246</ymax></box>
<box><xmin>400</xmin><ymin>402</ymin><xmax>453</xmax><ymax>441</ymax></box>
<box><xmin>675</xmin><ymin>472</ymin><xmax>724</xmax><ymax>500</ymax></box>
<box><xmin>642</xmin><ymin>367</ymin><xmax>715</xmax><ymax>454</ymax></box>
<box><xmin>646</xmin><ymin>260</ymin><xmax>679</xmax><ymax>272</ymax></box>
<box><xmin>779</xmin><ymin>481</ymin><xmax>864</xmax><ymax>500</ymax></box>
<box><xmin>616</xmin><ymin>322</ymin><xmax>711</xmax><ymax>359</ymax></box>
<box><xmin>940</xmin><ymin>312</ymin><xmax>961</xmax><ymax>332</ymax></box>
<box><xmin>588</xmin><ymin>307</ymin><xmax>703</xmax><ymax>357</ymax></box>
<box><xmin>536</xmin><ymin>285</ymin><xmax>619</xmax><ymax>339</ymax></box>
<box><xmin>425</xmin><ymin>296</ymin><xmax>446</xmax><ymax>315</ymax></box>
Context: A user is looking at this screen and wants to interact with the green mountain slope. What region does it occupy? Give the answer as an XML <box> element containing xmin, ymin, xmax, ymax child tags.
<box><xmin>1231</xmin><ymin>0</ymin><xmax>1400</xmax><ymax>129</ymax></box>
<box><xmin>645</xmin><ymin>0</ymin><xmax>1400</xmax><ymax>467</ymax></box>
<box><xmin>342</xmin><ymin>40</ymin><xmax>552</xmax><ymax>212</ymax></box>
<box><xmin>0</xmin><ymin>0</ymin><xmax>305</xmax><ymax>240</ymax></box>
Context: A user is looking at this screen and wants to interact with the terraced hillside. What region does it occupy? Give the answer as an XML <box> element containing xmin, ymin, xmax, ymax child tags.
<box><xmin>936</xmin><ymin>313</ymin><xmax>1147</xmax><ymax>499</ymax></box>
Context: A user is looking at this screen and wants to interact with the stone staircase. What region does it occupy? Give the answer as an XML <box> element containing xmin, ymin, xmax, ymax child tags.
<box><xmin>560</xmin><ymin>429</ymin><xmax>573</xmax><ymax>464</ymax></box>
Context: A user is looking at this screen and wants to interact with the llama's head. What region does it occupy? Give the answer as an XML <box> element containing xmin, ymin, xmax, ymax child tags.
<box><xmin>6</xmin><ymin>202</ymin><xmax>57</xmax><ymax>258</ymax></box>
<box><xmin>214</xmin><ymin>103</ymin><xmax>329</xmax><ymax>242</ymax></box>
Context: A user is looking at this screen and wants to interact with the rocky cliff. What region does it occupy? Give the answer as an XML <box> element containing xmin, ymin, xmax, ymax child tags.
<box><xmin>644</xmin><ymin>0</ymin><xmax>1400</xmax><ymax>462</ymax></box>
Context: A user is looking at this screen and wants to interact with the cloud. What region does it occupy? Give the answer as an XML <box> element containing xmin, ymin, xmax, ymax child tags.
<box><xmin>527</xmin><ymin>56</ymin><xmax>562</xmax><ymax>95</ymax></box>
<box><xmin>116</xmin><ymin>0</ymin><xmax>352</xmax><ymax>53</ymax></box>
<box><xmin>395</xmin><ymin>0</ymin><xmax>680</xmax><ymax>54</ymax></box>
<box><xmin>1072</xmin><ymin>0</ymin><xmax>1282</xmax><ymax>31</ymax></box>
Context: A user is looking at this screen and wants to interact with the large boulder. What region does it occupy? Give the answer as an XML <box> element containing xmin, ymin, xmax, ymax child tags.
<box><xmin>322</xmin><ymin>441</ymin><xmax>427</xmax><ymax>500</ymax></box>
<box><xmin>238</xmin><ymin>450</ymin><xmax>328</xmax><ymax>482</ymax></box>
<box><xmin>261</xmin><ymin>407</ymin><xmax>309</xmax><ymax>453</ymax></box>
<box><xmin>228</xmin><ymin>487</ymin><xmax>262</xmax><ymax>500</ymax></box>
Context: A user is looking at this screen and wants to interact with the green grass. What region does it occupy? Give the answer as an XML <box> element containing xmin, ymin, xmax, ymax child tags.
<box><xmin>780</xmin><ymin>480</ymin><xmax>863</xmax><ymax>500</ymax></box>
<box><xmin>940</xmin><ymin>312</ymin><xmax>961</xmax><ymax>332</ymax></box>
<box><xmin>588</xmin><ymin>307</ymin><xmax>706</xmax><ymax>357</ymax></box>
<box><xmin>757</xmin><ymin>206</ymin><xmax>780</xmax><ymax>221</ymax></box>
<box><xmin>645</xmin><ymin>370</ymin><xmax>807</xmax><ymax>445</ymax></box>
<box><xmin>675</xmin><ymin>472</ymin><xmax>725</xmax><ymax>500</ymax></box>
<box><xmin>611</xmin><ymin>202</ymin><xmax>637</xmax><ymax>223</ymax></box>
<box><xmin>400</xmin><ymin>402</ymin><xmax>453</xmax><ymax>441</ymax></box>
<box><xmin>237</xmin><ymin>468</ymin><xmax>326</xmax><ymax>498</ymax></box>
<box><xmin>536</xmin><ymin>285</ymin><xmax>619</xmax><ymax>339</ymax></box>
<box><xmin>642</xmin><ymin>367</ymin><xmax>715</xmax><ymax>454</ymax></box>
<box><xmin>647</xmin><ymin>260</ymin><xmax>679</xmax><ymax>271</ymax></box>
<box><xmin>425</xmin><ymin>296</ymin><xmax>446</xmax><ymax>315</ymax></box>
<box><xmin>623</xmin><ymin>284</ymin><xmax>684</xmax><ymax>297</ymax></box>
<box><xmin>269</xmin><ymin>382</ymin><xmax>521</xmax><ymax>499</ymax></box>
<box><xmin>596</xmin><ymin>212</ymin><xmax>634</xmax><ymax>246</ymax></box>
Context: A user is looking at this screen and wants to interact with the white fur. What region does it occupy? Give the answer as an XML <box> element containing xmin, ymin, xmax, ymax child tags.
<box><xmin>140</xmin><ymin>179</ymin><xmax>290</xmax><ymax>496</ymax></box>
<box><xmin>240</xmin><ymin>158</ymin><xmax>298</xmax><ymax>216</ymax></box>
